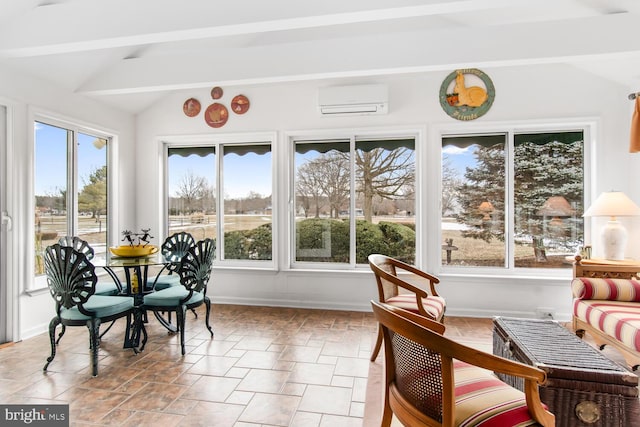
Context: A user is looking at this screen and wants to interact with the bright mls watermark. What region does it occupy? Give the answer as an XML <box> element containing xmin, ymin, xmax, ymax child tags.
<box><xmin>1</xmin><ymin>405</ymin><xmax>68</xmax><ymax>426</ymax></box>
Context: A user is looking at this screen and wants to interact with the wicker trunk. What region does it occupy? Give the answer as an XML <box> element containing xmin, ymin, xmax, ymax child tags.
<box><xmin>493</xmin><ymin>317</ymin><xmax>639</xmax><ymax>427</ymax></box>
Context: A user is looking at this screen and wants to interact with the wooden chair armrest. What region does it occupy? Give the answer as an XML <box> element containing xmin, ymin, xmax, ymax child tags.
<box><xmin>393</xmin><ymin>259</ymin><xmax>441</xmax><ymax>296</ymax></box>
<box><xmin>394</xmin><ymin>279</ymin><xmax>429</xmax><ymax>299</ymax></box>
<box><xmin>388</xmin><ymin>305</ymin><xmax>446</xmax><ymax>334</ymax></box>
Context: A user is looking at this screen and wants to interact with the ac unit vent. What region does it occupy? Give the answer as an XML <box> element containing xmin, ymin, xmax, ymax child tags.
<box><xmin>318</xmin><ymin>84</ymin><xmax>388</xmax><ymax>116</ymax></box>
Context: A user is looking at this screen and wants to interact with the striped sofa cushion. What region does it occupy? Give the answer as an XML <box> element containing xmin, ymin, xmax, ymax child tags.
<box><xmin>573</xmin><ymin>299</ymin><xmax>640</xmax><ymax>352</ymax></box>
<box><xmin>571</xmin><ymin>277</ymin><xmax>640</xmax><ymax>302</ymax></box>
<box><xmin>385</xmin><ymin>294</ymin><xmax>446</xmax><ymax>321</ymax></box>
<box><xmin>454</xmin><ymin>361</ymin><xmax>542</xmax><ymax>426</ymax></box>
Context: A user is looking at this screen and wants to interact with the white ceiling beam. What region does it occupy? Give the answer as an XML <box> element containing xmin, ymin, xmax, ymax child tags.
<box><xmin>76</xmin><ymin>13</ymin><xmax>638</xmax><ymax>95</ymax></box>
<box><xmin>0</xmin><ymin>0</ymin><xmax>525</xmax><ymax>57</ymax></box>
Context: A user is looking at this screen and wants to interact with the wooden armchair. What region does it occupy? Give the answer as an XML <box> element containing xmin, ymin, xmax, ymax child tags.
<box><xmin>368</xmin><ymin>254</ymin><xmax>445</xmax><ymax>361</ymax></box>
<box><xmin>371</xmin><ymin>301</ymin><xmax>555</xmax><ymax>427</ymax></box>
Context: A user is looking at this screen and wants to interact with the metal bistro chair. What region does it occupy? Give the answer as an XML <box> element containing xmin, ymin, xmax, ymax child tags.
<box><xmin>142</xmin><ymin>238</ymin><xmax>215</xmax><ymax>355</ymax></box>
<box><xmin>55</xmin><ymin>236</ymin><xmax>124</xmax><ymax>343</ymax></box>
<box><xmin>43</xmin><ymin>244</ymin><xmax>142</xmax><ymax>376</ymax></box>
<box><xmin>58</xmin><ymin>236</ymin><xmax>122</xmax><ymax>296</ymax></box>
<box><xmin>368</xmin><ymin>254</ymin><xmax>446</xmax><ymax>361</ymax></box>
<box><xmin>146</xmin><ymin>231</ymin><xmax>195</xmax><ymax>291</ymax></box>
<box><xmin>371</xmin><ymin>301</ymin><xmax>555</xmax><ymax>427</ymax></box>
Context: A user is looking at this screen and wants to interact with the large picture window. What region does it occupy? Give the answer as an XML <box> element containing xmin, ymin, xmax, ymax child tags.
<box><xmin>441</xmin><ymin>130</ymin><xmax>584</xmax><ymax>269</ymax></box>
<box><xmin>293</xmin><ymin>135</ymin><xmax>415</xmax><ymax>267</ymax></box>
<box><xmin>34</xmin><ymin>120</ymin><xmax>109</xmax><ymax>278</ymax></box>
<box><xmin>166</xmin><ymin>142</ymin><xmax>272</xmax><ymax>262</ymax></box>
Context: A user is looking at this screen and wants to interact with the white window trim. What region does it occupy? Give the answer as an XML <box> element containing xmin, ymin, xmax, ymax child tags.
<box><xmin>160</xmin><ymin>131</ymin><xmax>278</xmax><ymax>270</ymax></box>
<box><xmin>28</xmin><ymin>108</ymin><xmax>118</xmax><ymax>291</ymax></box>
<box><xmin>429</xmin><ymin>117</ymin><xmax>597</xmax><ymax>279</ymax></box>
<box><xmin>284</xmin><ymin>125</ymin><xmax>426</xmax><ymax>271</ymax></box>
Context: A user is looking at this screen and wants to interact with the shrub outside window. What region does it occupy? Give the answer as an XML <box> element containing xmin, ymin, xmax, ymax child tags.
<box><xmin>293</xmin><ymin>136</ymin><xmax>416</xmax><ymax>267</ymax></box>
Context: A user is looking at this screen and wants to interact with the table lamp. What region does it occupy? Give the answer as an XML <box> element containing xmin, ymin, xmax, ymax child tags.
<box><xmin>583</xmin><ymin>191</ymin><xmax>640</xmax><ymax>260</ymax></box>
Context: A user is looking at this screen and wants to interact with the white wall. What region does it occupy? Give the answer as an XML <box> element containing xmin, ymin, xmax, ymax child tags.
<box><xmin>135</xmin><ymin>63</ymin><xmax>640</xmax><ymax>323</ymax></box>
<box><xmin>0</xmin><ymin>65</ymin><xmax>136</xmax><ymax>340</ymax></box>
<box><xmin>5</xmin><ymin>61</ymin><xmax>639</xmax><ymax>341</ymax></box>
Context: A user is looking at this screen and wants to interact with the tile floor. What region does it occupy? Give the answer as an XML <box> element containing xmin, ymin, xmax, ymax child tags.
<box><xmin>1</xmin><ymin>304</ymin><xmax>401</xmax><ymax>426</ymax></box>
<box><xmin>0</xmin><ymin>304</ymin><xmax>527</xmax><ymax>427</ymax></box>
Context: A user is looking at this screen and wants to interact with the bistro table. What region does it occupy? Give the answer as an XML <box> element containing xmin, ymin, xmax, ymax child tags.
<box><xmin>92</xmin><ymin>251</ymin><xmax>180</xmax><ymax>349</ymax></box>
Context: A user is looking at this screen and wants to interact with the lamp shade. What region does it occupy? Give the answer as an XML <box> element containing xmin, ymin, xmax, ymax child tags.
<box><xmin>583</xmin><ymin>191</ymin><xmax>640</xmax><ymax>218</ymax></box>
<box><xmin>583</xmin><ymin>191</ymin><xmax>640</xmax><ymax>260</ymax></box>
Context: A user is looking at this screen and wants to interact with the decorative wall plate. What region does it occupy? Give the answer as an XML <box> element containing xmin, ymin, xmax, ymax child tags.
<box><xmin>204</xmin><ymin>103</ymin><xmax>229</xmax><ymax>128</ymax></box>
<box><xmin>439</xmin><ymin>68</ymin><xmax>495</xmax><ymax>121</ymax></box>
<box><xmin>211</xmin><ymin>86</ymin><xmax>223</xmax><ymax>99</ymax></box>
<box><xmin>183</xmin><ymin>98</ymin><xmax>201</xmax><ymax>117</ymax></box>
<box><xmin>231</xmin><ymin>94</ymin><xmax>250</xmax><ymax>114</ymax></box>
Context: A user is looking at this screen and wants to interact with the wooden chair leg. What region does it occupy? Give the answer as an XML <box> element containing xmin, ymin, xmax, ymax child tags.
<box><xmin>371</xmin><ymin>325</ymin><xmax>383</xmax><ymax>361</ymax></box>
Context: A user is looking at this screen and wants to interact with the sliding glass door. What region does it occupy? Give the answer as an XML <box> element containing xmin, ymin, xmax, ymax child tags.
<box><xmin>0</xmin><ymin>105</ymin><xmax>6</xmax><ymax>343</ymax></box>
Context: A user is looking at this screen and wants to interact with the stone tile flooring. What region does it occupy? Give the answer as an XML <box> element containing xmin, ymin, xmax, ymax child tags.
<box><xmin>7</xmin><ymin>304</ymin><xmax>630</xmax><ymax>426</ymax></box>
<box><xmin>0</xmin><ymin>304</ymin><xmax>398</xmax><ymax>426</ymax></box>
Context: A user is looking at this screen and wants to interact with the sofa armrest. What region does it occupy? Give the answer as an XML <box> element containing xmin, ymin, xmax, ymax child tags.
<box><xmin>572</xmin><ymin>277</ymin><xmax>640</xmax><ymax>301</ymax></box>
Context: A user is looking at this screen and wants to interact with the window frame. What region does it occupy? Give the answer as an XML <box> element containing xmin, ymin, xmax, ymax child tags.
<box><xmin>430</xmin><ymin>118</ymin><xmax>595</xmax><ymax>277</ymax></box>
<box><xmin>30</xmin><ymin>112</ymin><xmax>116</xmax><ymax>291</ymax></box>
<box><xmin>286</xmin><ymin>126</ymin><xmax>424</xmax><ymax>271</ymax></box>
<box><xmin>162</xmin><ymin>131</ymin><xmax>277</xmax><ymax>269</ymax></box>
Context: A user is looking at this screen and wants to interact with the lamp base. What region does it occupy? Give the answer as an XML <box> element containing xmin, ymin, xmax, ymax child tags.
<box><xmin>602</xmin><ymin>219</ymin><xmax>628</xmax><ymax>261</ymax></box>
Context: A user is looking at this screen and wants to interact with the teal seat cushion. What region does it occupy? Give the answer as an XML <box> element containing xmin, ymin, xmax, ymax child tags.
<box><xmin>143</xmin><ymin>287</ymin><xmax>204</xmax><ymax>307</ymax></box>
<box><xmin>94</xmin><ymin>281</ymin><xmax>120</xmax><ymax>296</ymax></box>
<box><xmin>60</xmin><ymin>295</ymin><xmax>134</xmax><ymax>321</ymax></box>
<box><xmin>146</xmin><ymin>274</ymin><xmax>181</xmax><ymax>290</ymax></box>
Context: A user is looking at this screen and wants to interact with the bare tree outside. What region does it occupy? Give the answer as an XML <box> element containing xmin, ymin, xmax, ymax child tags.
<box><xmin>176</xmin><ymin>170</ymin><xmax>209</xmax><ymax>213</ymax></box>
<box><xmin>442</xmin><ymin>156</ymin><xmax>462</xmax><ymax>216</ymax></box>
<box><xmin>354</xmin><ymin>147</ymin><xmax>414</xmax><ymax>222</ymax></box>
<box><xmin>296</xmin><ymin>161</ymin><xmax>326</xmax><ymax>218</ymax></box>
<box><xmin>317</xmin><ymin>152</ymin><xmax>350</xmax><ymax>218</ymax></box>
<box><xmin>294</xmin><ymin>138</ymin><xmax>416</xmax><ymax>264</ymax></box>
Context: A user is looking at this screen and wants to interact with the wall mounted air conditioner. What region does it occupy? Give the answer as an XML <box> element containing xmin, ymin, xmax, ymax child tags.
<box><xmin>318</xmin><ymin>84</ymin><xmax>388</xmax><ymax>116</ymax></box>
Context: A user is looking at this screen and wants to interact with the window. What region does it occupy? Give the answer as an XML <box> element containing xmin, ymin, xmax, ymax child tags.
<box><xmin>293</xmin><ymin>135</ymin><xmax>415</xmax><ymax>267</ymax></box>
<box><xmin>34</xmin><ymin>120</ymin><xmax>109</xmax><ymax>278</ymax></box>
<box><xmin>441</xmin><ymin>130</ymin><xmax>584</xmax><ymax>269</ymax></box>
<box><xmin>166</xmin><ymin>141</ymin><xmax>272</xmax><ymax>262</ymax></box>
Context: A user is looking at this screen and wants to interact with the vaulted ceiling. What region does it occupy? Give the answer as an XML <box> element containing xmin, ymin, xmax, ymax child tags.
<box><xmin>1</xmin><ymin>0</ymin><xmax>639</xmax><ymax>114</ymax></box>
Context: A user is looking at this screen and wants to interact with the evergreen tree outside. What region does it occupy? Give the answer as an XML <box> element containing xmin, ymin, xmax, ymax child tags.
<box><xmin>450</xmin><ymin>132</ymin><xmax>583</xmax><ymax>267</ymax></box>
<box><xmin>78</xmin><ymin>165</ymin><xmax>107</xmax><ymax>219</ymax></box>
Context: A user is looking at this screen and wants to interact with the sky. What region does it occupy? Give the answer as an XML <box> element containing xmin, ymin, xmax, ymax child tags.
<box><xmin>34</xmin><ymin>122</ymin><xmax>107</xmax><ymax>196</ymax></box>
<box><xmin>442</xmin><ymin>144</ymin><xmax>476</xmax><ymax>178</ymax></box>
<box><xmin>168</xmin><ymin>151</ymin><xmax>272</xmax><ymax>199</ymax></box>
<box><xmin>35</xmin><ymin>121</ymin><xmax>273</xmax><ymax>200</ymax></box>
<box><xmin>35</xmin><ymin>120</ymin><xmax>476</xmax><ymax>199</ymax></box>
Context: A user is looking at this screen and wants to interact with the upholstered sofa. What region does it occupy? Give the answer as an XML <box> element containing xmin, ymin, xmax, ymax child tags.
<box><xmin>571</xmin><ymin>276</ymin><xmax>640</xmax><ymax>370</ymax></box>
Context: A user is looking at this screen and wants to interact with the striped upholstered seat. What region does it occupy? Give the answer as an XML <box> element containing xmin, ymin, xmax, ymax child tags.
<box><xmin>454</xmin><ymin>362</ymin><xmax>547</xmax><ymax>426</ymax></box>
<box><xmin>572</xmin><ymin>277</ymin><xmax>640</xmax><ymax>355</ymax></box>
<box><xmin>371</xmin><ymin>301</ymin><xmax>555</xmax><ymax>427</ymax></box>
<box><xmin>385</xmin><ymin>293</ymin><xmax>446</xmax><ymax>320</ymax></box>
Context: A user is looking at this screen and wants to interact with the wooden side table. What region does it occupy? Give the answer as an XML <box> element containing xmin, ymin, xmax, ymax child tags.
<box><xmin>573</xmin><ymin>256</ymin><xmax>640</xmax><ymax>279</ymax></box>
